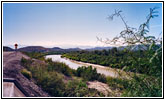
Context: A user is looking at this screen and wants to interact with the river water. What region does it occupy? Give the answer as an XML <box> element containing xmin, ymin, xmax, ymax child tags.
<box><xmin>45</xmin><ymin>55</ymin><xmax>119</xmax><ymax>77</ymax></box>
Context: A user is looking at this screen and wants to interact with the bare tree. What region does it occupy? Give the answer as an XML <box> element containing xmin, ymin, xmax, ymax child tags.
<box><xmin>97</xmin><ymin>7</ymin><xmax>162</xmax><ymax>50</ymax></box>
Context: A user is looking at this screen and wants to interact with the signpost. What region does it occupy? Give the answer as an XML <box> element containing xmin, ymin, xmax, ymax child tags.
<box><xmin>14</xmin><ymin>44</ymin><xmax>18</xmax><ymax>51</ymax></box>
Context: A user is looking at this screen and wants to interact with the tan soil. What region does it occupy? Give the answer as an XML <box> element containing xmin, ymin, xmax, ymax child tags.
<box><xmin>87</xmin><ymin>81</ymin><xmax>121</xmax><ymax>97</ymax></box>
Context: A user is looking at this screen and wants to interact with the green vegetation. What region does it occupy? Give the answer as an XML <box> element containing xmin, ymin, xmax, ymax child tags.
<box><xmin>45</xmin><ymin>58</ymin><xmax>73</xmax><ymax>76</ymax></box>
<box><xmin>122</xmin><ymin>75</ymin><xmax>162</xmax><ymax>97</ymax></box>
<box><xmin>21</xmin><ymin>48</ymin><xmax>162</xmax><ymax>97</ymax></box>
<box><xmin>22</xmin><ymin>52</ymin><xmax>46</xmax><ymax>60</ymax></box>
<box><xmin>21</xmin><ymin>51</ymin><xmax>74</xmax><ymax>60</ymax></box>
<box><xmin>106</xmin><ymin>75</ymin><xmax>162</xmax><ymax>97</ymax></box>
<box><xmin>21</xmin><ymin>57</ymin><xmax>104</xmax><ymax>97</ymax></box>
<box><xmin>61</xmin><ymin>7</ymin><xmax>162</xmax><ymax>97</ymax></box>
<box><xmin>103</xmin><ymin>7</ymin><xmax>162</xmax><ymax>97</ymax></box>
<box><xmin>21</xmin><ymin>57</ymin><xmax>68</xmax><ymax>96</ymax></box>
<box><xmin>62</xmin><ymin>46</ymin><xmax>161</xmax><ymax>77</ymax></box>
<box><xmin>75</xmin><ymin>66</ymin><xmax>106</xmax><ymax>83</ymax></box>
<box><xmin>20</xmin><ymin>7</ymin><xmax>162</xmax><ymax>97</ymax></box>
<box><xmin>21</xmin><ymin>68</ymin><xmax>32</xmax><ymax>79</ymax></box>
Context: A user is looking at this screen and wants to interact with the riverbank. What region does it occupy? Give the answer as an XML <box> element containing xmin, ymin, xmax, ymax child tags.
<box><xmin>46</xmin><ymin>55</ymin><xmax>132</xmax><ymax>79</ymax></box>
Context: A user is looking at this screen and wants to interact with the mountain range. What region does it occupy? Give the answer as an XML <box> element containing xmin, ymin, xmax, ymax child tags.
<box><xmin>3</xmin><ymin>46</ymin><xmax>115</xmax><ymax>52</ymax></box>
<box><xmin>4</xmin><ymin>44</ymin><xmax>160</xmax><ymax>52</ymax></box>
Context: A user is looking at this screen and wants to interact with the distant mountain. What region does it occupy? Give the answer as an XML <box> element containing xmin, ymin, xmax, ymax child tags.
<box><xmin>118</xmin><ymin>45</ymin><xmax>149</xmax><ymax>51</ymax></box>
<box><xmin>49</xmin><ymin>47</ymin><xmax>64</xmax><ymax>52</ymax></box>
<box><xmin>12</xmin><ymin>44</ymin><xmax>159</xmax><ymax>53</ymax></box>
<box><xmin>17</xmin><ymin>46</ymin><xmax>81</xmax><ymax>52</ymax></box>
<box><xmin>51</xmin><ymin>47</ymin><xmax>62</xmax><ymax>50</ymax></box>
<box><xmin>3</xmin><ymin>46</ymin><xmax>14</xmax><ymax>51</ymax></box>
<box><xmin>85</xmin><ymin>45</ymin><xmax>149</xmax><ymax>51</ymax></box>
<box><xmin>18</xmin><ymin>46</ymin><xmax>49</xmax><ymax>52</ymax></box>
<box><xmin>86</xmin><ymin>47</ymin><xmax>113</xmax><ymax>51</ymax></box>
<box><xmin>66</xmin><ymin>48</ymin><xmax>81</xmax><ymax>51</ymax></box>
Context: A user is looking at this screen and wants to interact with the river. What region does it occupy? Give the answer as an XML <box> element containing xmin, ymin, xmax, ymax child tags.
<box><xmin>45</xmin><ymin>55</ymin><xmax>123</xmax><ymax>78</ymax></box>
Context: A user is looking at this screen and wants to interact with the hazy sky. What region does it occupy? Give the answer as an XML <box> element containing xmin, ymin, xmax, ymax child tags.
<box><xmin>3</xmin><ymin>3</ymin><xmax>162</xmax><ymax>49</ymax></box>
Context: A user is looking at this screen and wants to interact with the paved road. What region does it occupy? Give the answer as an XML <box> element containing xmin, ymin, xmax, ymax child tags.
<box><xmin>3</xmin><ymin>52</ymin><xmax>30</xmax><ymax>68</ymax></box>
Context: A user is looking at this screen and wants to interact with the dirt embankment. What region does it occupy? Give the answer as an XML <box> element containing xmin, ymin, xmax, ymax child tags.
<box><xmin>87</xmin><ymin>81</ymin><xmax>121</xmax><ymax>97</ymax></box>
<box><xmin>3</xmin><ymin>51</ymin><xmax>50</xmax><ymax>97</ymax></box>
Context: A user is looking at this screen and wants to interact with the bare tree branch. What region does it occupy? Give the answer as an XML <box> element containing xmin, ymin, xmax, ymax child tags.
<box><xmin>98</xmin><ymin>7</ymin><xmax>162</xmax><ymax>50</ymax></box>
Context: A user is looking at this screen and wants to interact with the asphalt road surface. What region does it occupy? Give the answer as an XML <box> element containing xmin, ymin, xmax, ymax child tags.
<box><xmin>3</xmin><ymin>52</ymin><xmax>30</xmax><ymax>68</ymax></box>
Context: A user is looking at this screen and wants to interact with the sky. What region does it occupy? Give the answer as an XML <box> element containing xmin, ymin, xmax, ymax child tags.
<box><xmin>3</xmin><ymin>2</ymin><xmax>162</xmax><ymax>49</ymax></box>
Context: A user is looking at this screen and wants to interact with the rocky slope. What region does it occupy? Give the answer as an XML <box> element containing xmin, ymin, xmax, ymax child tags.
<box><xmin>3</xmin><ymin>51</ymin><xmax>50</xmax><ymax>97</ymax></box>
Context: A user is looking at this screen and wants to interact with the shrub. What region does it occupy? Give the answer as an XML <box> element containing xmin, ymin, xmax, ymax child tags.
<box><xmin>21</xmin><ymin>59</ymin><xmax>66</xmax><ymax>96</ymax></box>
<box><xmin>21</xmin><ymin>57</ymin><xmax>33</xmax><ymax>67</ymax></box>
<box><xmin>40</xmin><ymin>71</ymin><xmax>65</xmax><ymax>96</ymax></box>
<box><xmin>106</xmin><ymin>77</ymin><xmax>128</xmax><ymax>90</ymax></box>
<box><xmin>122</xmin><ymin>75</ymin><xmax>162</xmax><ymax>97</ymax></box>
<box><xmin>21</xmin><ymin>68</ymin><xmax>32</xmax><ymax>79</ymax></box>
<box><xmin>75</xmin><ymin>66</ymin><xmax>106</xmax><ymax>83</ymax></box>
<box><xmin>22</xmin><ymin>52</ymin><xmax>45</xmax><ymax>60</ymax></box>
<box><xmin>46</xmin><ymin>58</ymin><xmax>73</xmax><ymax>76</ymax></box>
<box><xmin>21</xmin><ymin>54</ymin><xmax>105</xmax><ymax>97</ymax></box>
